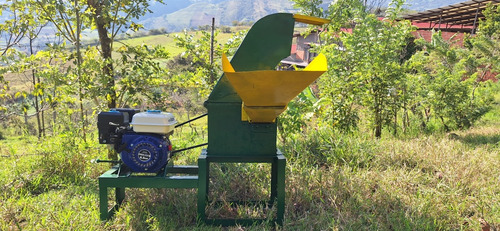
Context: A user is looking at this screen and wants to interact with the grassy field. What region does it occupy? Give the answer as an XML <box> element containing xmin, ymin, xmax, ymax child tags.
<box><xmin>118</xmin><ymin>30</ymin><xmax>242</xmax><ymax>58</ymax></box>
<box><xmin>1</xmin><ymin>90</ymin><xmax>499</xmax><ymax>231</ymax></box>
<box><xmin>0</xmin><ymin>29</ymin><xmax>499</xmax><ymax>230</ymax></box>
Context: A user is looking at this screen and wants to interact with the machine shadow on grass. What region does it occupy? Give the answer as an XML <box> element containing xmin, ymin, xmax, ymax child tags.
<box><xmin>108</xmin><ymin>163</ymin><xmax>441</xmax><ymax>230</ymax></box>
<box><xmin>111</xmin><ymin>188</ymin><xmax>199</xmax><ymax>230</ymax></box>
<box><xmin>107</xmin><ymin>163</ymin><xmax>279</xmax><ymax>229</ymax></box>
<box><xmin>97</xmin><ymin>130</ymin><xmax>285</xmax><ymax>229</ymax></box>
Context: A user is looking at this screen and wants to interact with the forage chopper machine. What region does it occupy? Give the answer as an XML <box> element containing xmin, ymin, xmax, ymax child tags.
<box><xmin>97</xmin><ymin>13</ymin><xmax>328</xmax><ymax>226</ymax></box>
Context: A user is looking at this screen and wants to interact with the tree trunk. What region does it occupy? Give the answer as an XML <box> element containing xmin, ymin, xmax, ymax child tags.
<box><xmin>29</xmin><ymin>35</ymin><xmax>42</xmax><ymax>139</ymax></box>
<box><xmin>375</xmin><ymin>117</ymin><xmax>382</xmax><ymax>138</ymax></box>
<box><xmin>88</xmin><ymin>0</ymin><xmax>116</xmax><ymax>109</ymax></box>
<box><xmin>88</xmin><ymin>0</ymin><xmax>116</xmax><ymax>161</ymax></box>
<box><xmin>37</xmin><ymin>65</ymin><xmax>45</xmax><ymax>137</ymax></box>
<box><xmin>24</xmin><ymin>110</ymin><xmax>29</xmax><ymax>133</ymax></box>
<box><xmin>393</xmin><ymin>109</ymin><xmax>397</xmax><ymax>136</ymax></box>
<box><xmin>374</xmin><ymin>95</ymin><xmax>382</xmax><ymax>138</ymax></box>
<box><xmin>75</xmin><ymin>1</ymin><xmax>86</xmax><ymax>142</ymax></box>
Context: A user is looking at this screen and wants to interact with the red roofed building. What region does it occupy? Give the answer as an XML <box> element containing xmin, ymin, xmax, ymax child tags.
<box><xmin>403</xmin><ymin>0</ymin><xmax>500</xmax><ymax>46</ymax></box>
<box><xmin>281</xmin><ymin>0</ymin><xmax>499</xmax><ymax>74</ymax></box>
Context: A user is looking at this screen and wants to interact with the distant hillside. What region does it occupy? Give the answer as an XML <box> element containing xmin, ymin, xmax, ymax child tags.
<box><xmin>140</xmin><ymin>0</ymin><xmax>473</xmax><ymax>32</ymax></box>
<box><xmin>140</xmin><ymin>0</ymin><xmax>296</xmax><ymax>32</ymax></box>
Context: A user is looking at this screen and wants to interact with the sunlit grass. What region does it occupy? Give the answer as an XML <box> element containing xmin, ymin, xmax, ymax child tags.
<box><xmin>1</xmin><ymin>92</ymin><xmax>499</xmax><ymax>230</ymax></box>
<box><xmin>118</xmin><ymin>31</ymin><xmax>237</xmax><ymax>58</ymax></box>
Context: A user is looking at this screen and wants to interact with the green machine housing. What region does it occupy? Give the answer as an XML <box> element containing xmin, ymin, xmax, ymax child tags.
<box><xmin>205</xmin><ymin>14</ymin><xmax>291</xmax><ymax>156</ymax></box>
<box><xmin>206</xmin><ymin>13</ymin><xmax>328</xmax><ymax>156</ymax></box>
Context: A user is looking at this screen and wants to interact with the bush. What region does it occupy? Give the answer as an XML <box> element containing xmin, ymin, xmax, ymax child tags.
<box><xmin>149</xmin><ymin>28</ymin><xmax>167</xmax><ymax>35</ymax></box>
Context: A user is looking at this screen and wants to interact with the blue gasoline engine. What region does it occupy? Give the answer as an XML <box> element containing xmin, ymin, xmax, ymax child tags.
<box><xmin>97</xmin><ymin>109</ymin><xmax>177</xmax><ymax>173</ymax></box>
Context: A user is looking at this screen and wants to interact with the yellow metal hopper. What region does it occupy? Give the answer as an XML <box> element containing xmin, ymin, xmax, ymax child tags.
<box><xmin>222</xmin><ymin>53</ymin><xmax>327</xmax><ymax>123</ymax></box>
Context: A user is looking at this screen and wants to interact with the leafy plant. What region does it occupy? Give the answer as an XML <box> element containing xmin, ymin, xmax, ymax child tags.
<box><xmin>408</xmin><ymin>30</ymin><xmax>494</xmax><ymax>131</ymax></box>
<box><xmin>312</xmin><ymin>0</ymin><xmax>415</xmax><ymax>137</ymax></box>
<box><xmin>277</xmin><ymin>87</ymin><xmax>317</xmax><ymax>144</ymax></box>
<box><xmin>115</xmin><ymin>44</ymin><xmax>170</xmax><ymax>108</ymax></box>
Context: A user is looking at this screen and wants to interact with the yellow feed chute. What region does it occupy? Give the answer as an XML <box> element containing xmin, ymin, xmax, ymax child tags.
<box><xmin>293</xmin><ymin>14</ymin><xmax>330</xmax><ymax>26</ymax></box>
<box><xmin>222</xmin><ymin>53</ymin><xmax>327</xmax><ymax>123</ymax></box>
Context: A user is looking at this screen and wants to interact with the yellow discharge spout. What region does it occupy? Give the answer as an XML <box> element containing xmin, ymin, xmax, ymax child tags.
<box><xmin>222</xmin><ymin>53</ymin><xmax>327</xmax><ymax>123</ymax></box>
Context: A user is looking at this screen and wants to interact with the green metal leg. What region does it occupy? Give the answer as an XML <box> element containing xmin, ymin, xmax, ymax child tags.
<box><xmin>271</xmin><ymin>158</ymin><xmax>278</xmax><ymax>203</ymax></box>
<box><xmin>98</xmin><ymin>163</ymin><xmax>198</xmax><ymax>221</ymax></box>
<box><xmin>197</xmin><ymin>153</ymin><xmax>209</xmax><ymax>222</ymax></box>
<box><xmin>198</xmin><ymin>151</ymin><xmax>286</xmax><ymax>226</ymax></box>
<box><xmin>116</xmin><ymin>187</ymin><xmax>125</xmax><ymax>205</ymax></box>
<box><xmin>99</xmin><ymin>180</ymin><xmax>109</xmax><ymax>220</ymax></box>
<box><xmin>276</xmin><ymin>154</ymin><xmax>286</xmax><ymax>225</ymax></box>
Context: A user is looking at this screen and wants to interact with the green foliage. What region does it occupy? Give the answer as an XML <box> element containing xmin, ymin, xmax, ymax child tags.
<box><xmin>477</xmin><ymin>3</ymin><xmax>500</xmax><ymax>38</ymax></box>
<box><xmin>472</xmin><ymin>4</ymin><xmax>500</xmax><ymax>76</ymax></box>
<box><xmin>0</xmin><ymin>42</ymin><xmax>72</xmax><ymax>136</ymax></box>
<box><xmin>0</xmin><ymin>0</ymin><xmax>40</xmax><ymax>55</ymax></box>
<box><xmin>115</xmin><ymin>44</ymin><xmax>170</xmax><ymax>108</ymax></box>
<box><xmin>149</xmin><ymin>28</ymin><xmax>167</xmax><ymax>35</ymax></box>
<box><xmin>312</xmin><ymin>0</ymin><xmax>415</xmax><ymax>137</ymax></box>
<box><xmin>85</xmin><ymin>0</ymin><xmax>164</xmax><ymax>108</ymax></box>
<box><xmin>165</xmin><ymin>29</ymin><xmax>246</xmax><ymax>115</ymax></box>
<box><xmin>0</xmin><ymin>1</ymin><xmax>498</xmax><ymax>229</ymax></box>
<box><xmin>292</xmin><ymin>0</ymin><xmax>496</xmax><ymax>137</ymax></box>
<box><xmin>292</xmin><ymin>0</ymin><xmax>326</xmax><ymax>18</ymax></box>
<box><xmin>173</xmin><ymin>30</ymin><xmax>220</xmax><ymax>98</ymax></box>
<box><xmin>84</xmin><ymin>0</ymin><xmax>162</xmax><ymax>37</ymax></box>
<box><xmin>408</xmin><ymin>31</ymin><xmax>494</xmax><ymax>131</ymax></box>
<box><xmin>277</xmin><ymin>87</ymin><xmax>317</xmax><ymax>143</ymax></box>
<box><xmin>172</xmin><ymin>29</ymin><xmax>245</xmax><ymax>97</ymax></box>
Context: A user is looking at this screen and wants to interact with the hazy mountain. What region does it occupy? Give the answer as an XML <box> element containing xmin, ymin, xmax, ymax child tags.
<box><xmin>140</xmin><ymin>0</ymin><xmax>473</xmax><ymax>32</ymax></box>
<box><xmin>140</xmin><ymin>0</ymin><xmax>296</xmax><ymax>31</ymax></box>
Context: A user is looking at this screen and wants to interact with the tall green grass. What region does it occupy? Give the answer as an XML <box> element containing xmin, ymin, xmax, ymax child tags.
<box><xmin>1</xmin><ymin>105</ymin><xmax>499</xmax><ymax>230</ymax></box>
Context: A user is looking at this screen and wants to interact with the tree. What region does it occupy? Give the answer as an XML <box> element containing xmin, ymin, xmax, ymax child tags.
<box><xmin>114</xmin><ymin>44</ymin><xmax>170</xmax><ymax>108</ymax></box>
<box><xmin>0</xmin><ymin>0</ymin><xmax>52</xmax><ymax>138</ymax></box>
<box><xmin>405</xmin><ymin>4</ymin><xmax>499</xmax><ymax>131</ymax></box>
<box><xmin>292</xmin><ymin>0</ymin><xmax>386</xmax><ymax>19</ymax></box>
<box><xmin>173</xmin><ymin>29</ymin><xmax>246</xmax><ymax>99</ymax></box>
<box><xmin>36</xmin><ymin>0</ymin><xmax>89</xmax><ymax>141</ymax></box>
<box><xmin>86</xmin><ymin>0</ymin><xmax>163</xmax><ymax>108</ymax></box>
<box><xmin>0</xmin><ymin>0</ymin><xmax>30</xmax><ymax>56</ymax></box>
<box><xmin>469</xmin><ymin>3</ymin><xmax>500</xmax><ymax>80</ymax></box>
<box><xmin>408</xmin><ymin>31</ymin><xmax>493</xmax><ymax>131</ymax></box>
<box><xmin>299</xmin><ymin>0</ymin><xmax>414</xmax><ymax>137</ymax></box>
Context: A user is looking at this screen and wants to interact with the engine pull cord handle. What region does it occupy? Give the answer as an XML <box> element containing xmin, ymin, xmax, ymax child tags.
<box><xmin>175</xmin><ymin>113</ymin><xmax>208</xmax><ymax>128</ymax></box>
<box><xmin>92</xmin><ymin>159</ymin><xmax>122</xmax><ymax>164</ymax></box>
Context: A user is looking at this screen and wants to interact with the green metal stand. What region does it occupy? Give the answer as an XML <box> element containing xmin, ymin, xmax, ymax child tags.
<box><xmin>98</xmin><ymin>164</ymin><xmax>198</xmax><ymax>220</ymax></box>
<box><xmin>197</xmin><ymin>149</ymin><xmax>286</xmax><ymax>226</ymax></box>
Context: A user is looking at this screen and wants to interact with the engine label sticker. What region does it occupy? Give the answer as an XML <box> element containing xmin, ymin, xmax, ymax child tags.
<box><xmin>138</xmin><ymin>149</ymin><xmax>152</xmax><ymax>161</ymax></box>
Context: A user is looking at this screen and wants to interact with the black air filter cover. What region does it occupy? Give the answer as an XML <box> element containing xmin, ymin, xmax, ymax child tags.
<box><xmin>97</xmin><ymin>111</ymin><xmax>129</xmax><ymax>144</ymax></box>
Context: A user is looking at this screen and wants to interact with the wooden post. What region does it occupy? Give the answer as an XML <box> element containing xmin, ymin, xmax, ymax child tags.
<box><xmin>210</xmin><ymin>18</ymin><xmax>215</xmax><ymax>84</ymax></box>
